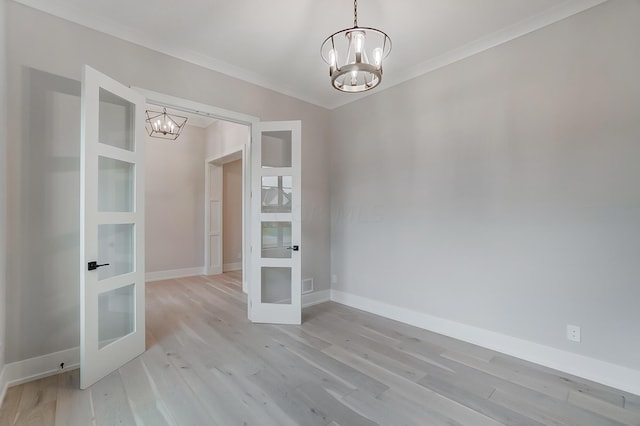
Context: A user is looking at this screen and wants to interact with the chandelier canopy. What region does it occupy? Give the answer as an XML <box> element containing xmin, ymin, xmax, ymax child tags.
<box><xmin>321</xmin><ymin>0</ymin><xmax>392</xmax><ymax>93</ymax></box>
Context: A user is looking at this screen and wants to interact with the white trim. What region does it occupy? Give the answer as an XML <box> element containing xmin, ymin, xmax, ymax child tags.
<box><xmin>1</xmin><ymin>347</ymin><xmax>79</xmax><ymax>389</ymax></box>
<box><xmin>223</xmin><ymin>262</ymin><xmax>242</xmax><ymax>272</ymax></box>
<box><xmin>206</xmin><ymin>266</ymin><xmax>223</xmax><ymax>276</ymax></box>
<box><xmin>133</xmin><ymin>87</ymin><xmax>259</xmax><ymax>125</ymax></box>
<box><xmin>399</xmin><ymin>0</ymin><xmax>608</xmax><ymax>83</ymax></box>
<box><xmin>205</xmin><ymin>144</ymin><xmax>249</xmax><ymax>294</ymax></box>
<box><xmin>205</xmin><ymin>163</ymin><xmax>224</xmax><ymax>278</ymax></box>
<box><xmin>0</xmin><ymin>365</ymin><xmax>7</xmax><ymax>408</ymax></box>
<box><xmin>145</xmin><ymin>267</ymin><xmax>205</xmax><ymax>282</ymax></box>
<box><xmin>14</xmin><ymin>0</ymin><xmax>607</xmax><ymax>110</ymax></box>
<box><xmin>330</xmin><ymin>289</ymin><xmax>640</xmax><ymax>397</ymax></box>
<box><xmin>302</xmin><ymin>290</ymin><xmax>331</xmax><ymax>308</ymax></box>
<box><xmin>330</xmin><ymin>0</ymin><xmax>609</xmax><ymax>109</ymax></box>
<box><xmin>13</xmin><ymin>0</ymin><xmax>321</xmax><ymax>107</ymax></box>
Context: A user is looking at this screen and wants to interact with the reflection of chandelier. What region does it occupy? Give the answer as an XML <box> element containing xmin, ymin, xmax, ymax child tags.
<box><xmin>321</xmin><ymin>0</ymin><xmax>392</xmax><ymax>93</ymax></box>
<box><xmin>145</xmin><ymin>108</ymin><xmax>188</xmax><ymax>140</ymax></box>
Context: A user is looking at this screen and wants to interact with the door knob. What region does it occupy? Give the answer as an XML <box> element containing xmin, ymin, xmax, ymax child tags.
<box><xmin>286</xmin><ymin>245</ymin><xmax>299</xmax><ymax>251</ymax></box>
<box><xmin>88</xmin><ymin>261</ymin><xmax>110</xmax><ymax>271</ymax></box>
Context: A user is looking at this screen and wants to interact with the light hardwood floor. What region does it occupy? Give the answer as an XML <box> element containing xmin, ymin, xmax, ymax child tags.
<box><xmin>1</xmin><ymin>271</ymin><xmax>639</xmax><ymax>425</ymax></box>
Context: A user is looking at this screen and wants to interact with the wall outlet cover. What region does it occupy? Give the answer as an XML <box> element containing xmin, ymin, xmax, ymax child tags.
<box><xmin>567</xmin><ymin>324</ymin><xmax>581</xmax><ymax>342</ymax></box>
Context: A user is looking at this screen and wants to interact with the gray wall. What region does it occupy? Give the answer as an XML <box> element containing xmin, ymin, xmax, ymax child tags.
<box><xmin>5</xmin><ymin>68</ymin><xmax>81</xmax><ymax>362</ymax></box>
<box><xmin>0</xmin><ymin>0</ymin><xmax>7</xmax><ymax>373</ymax></box>
<box><xmin>330</xmin><ymin>0</ymin><xmax>640</xmax><ymax>370</ymax></box>
<box><xmin>5</xmin><ymin>1</ymin><xmax>331</xmax><ymax>363</ymax></box>
<box><xmin>145</xmin><ymin>125</ymin><xmax>206</xmax><ymax>273</ymax></box>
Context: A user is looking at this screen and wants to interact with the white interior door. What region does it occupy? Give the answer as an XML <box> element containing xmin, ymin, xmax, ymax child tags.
<box><xmin>80</xmin><ymin>66</ymin><xmax>146</xmax><ymax>389</ymax></box>
<box><xmin>207</xmin><ymin>163</ymin><xmax>223</xmax><ymax>275</ymax></box>
<box><xmin>250</xmin><ymin>121</ymin><xmax>301</xmax><ymax>324</ymax></box>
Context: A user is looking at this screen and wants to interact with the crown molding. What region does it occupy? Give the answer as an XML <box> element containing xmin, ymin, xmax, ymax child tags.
<box><xmin>326</xmin><ymin>0</ymin><xmax>610</xmax><ymax>109</ymax></box>
<box><xmin>11</xmin><ymin>0</ymin><xmax>610</xmax><ymax>111</ymax></box>
<box><xmin>10</xmin><ymin>0</ymin><xmax>321</xmax><ymax>108</ymax></box>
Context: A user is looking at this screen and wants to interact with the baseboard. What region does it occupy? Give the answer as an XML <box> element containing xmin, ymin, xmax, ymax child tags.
<box><xmin>223</xmin><ymin>262</ymin><xmax>242</xmax><ymax>272</ymax></box>
<box><xmin>330</xmin><ymin>289</ymin><xmax>640</xmax><ymax>397</ymax></box>
<box><xmin>302</xmin><ymin>290</ymin><xmax>331</xmax><ymax>308</ymax></box>
<box><xmin>145</xmin><ymin>267</ymin><xmax>206</xmax><ymax>282</ymax></box>
<box><xmin>206</xmin><ymin>266</ymin><xmax>222</xmax><ymax>276</ymax></box>
<box><xmin>0</xmin><ymin>364</ymin><xmax>7</xmax><ymax>409</ymax></box>
<box><xmin>2</xmin><ymin>347</ymin><xmax>79</xmax><ymax>389</ymax></box>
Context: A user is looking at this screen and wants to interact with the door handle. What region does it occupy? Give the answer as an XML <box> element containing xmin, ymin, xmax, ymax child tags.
<box><xmin>88</xmin><ymin>261</ymin><xmax>110</xmax><ymax>271</ymax></box>
<box><xmin>286</xmin><ymin>245</ymin><xmax>299</xmax><ymax>251</ymax></box>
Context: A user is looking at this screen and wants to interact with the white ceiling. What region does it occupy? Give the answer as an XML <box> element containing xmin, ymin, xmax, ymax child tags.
<box><xmin>16</xmin><ymin>0</ymin><xmax>607</xmax><ymax>109</ymax></box>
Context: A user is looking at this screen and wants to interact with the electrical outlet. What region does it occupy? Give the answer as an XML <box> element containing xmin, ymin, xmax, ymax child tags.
<box><xmin>567</xmin><ymin>325</ymin><xmax>581</xmax><ymax>342</ymax></box>
<box><xmin>331</xmin><ymin>274</ymin><xmax>337</xmax><ymax>284</ymax></box>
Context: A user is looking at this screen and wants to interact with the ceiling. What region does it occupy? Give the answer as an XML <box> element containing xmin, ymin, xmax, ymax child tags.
<box><xmin>15</xmin><ymin>0</ymin><xmax>607</xmax><ymax>109</ymax></box>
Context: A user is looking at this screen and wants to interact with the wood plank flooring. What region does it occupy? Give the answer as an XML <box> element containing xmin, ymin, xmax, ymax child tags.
<box><xmin>2</xmin><ymin>271</ymin><xmax>639</xmax><ymax>425</ymax></box>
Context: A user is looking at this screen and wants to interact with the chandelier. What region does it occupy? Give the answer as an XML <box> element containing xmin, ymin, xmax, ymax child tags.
<box><xmin>321</xmin><ymin>0</ymin><xmax>392</xmax><ymax>93</ymax></box>
<box><xmin>145</xmin><ymin>107</ymin><xmax>188</xmax><ymax>140</ymax></box>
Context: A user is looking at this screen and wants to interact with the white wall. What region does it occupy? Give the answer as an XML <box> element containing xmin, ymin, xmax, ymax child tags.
<box><xmin>330</xmin><ymin>0</ymin><xmax>640</xmax><ymax>376</ymax></box>
<box><xmin>205</xmin><ymin>120</ymin><xmax>248</xmax><ymax>159</ymax></box>
<box><xmin>222</xmin><ymin>159</ymin><xmax>242</xmax><ymax>270</ymax></box>
<box><xmin>5</xmin><ymin>1</ymin><xmax>331</xmax><ymax>364</ymax></box>
<box><xmin>145</xmin><ymin>125</ymin><xmax>206</xmax><ymax>273</ymax></box>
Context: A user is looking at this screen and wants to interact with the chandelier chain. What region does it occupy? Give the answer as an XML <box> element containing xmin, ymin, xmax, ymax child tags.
<box><xmin>354</xmin><ymin>0</ymin><xmax>358</xmax><ymax>27</ymax></box>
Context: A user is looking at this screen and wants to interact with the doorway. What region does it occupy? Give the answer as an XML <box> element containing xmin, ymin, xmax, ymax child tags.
<box><xmin>135</xmin><ymin>88</ymin><xmax>257</xmax><ymax>295</ymax></box>
<box><xmin>205</xmin><ymin>140</ymin><xmax>249</xmax><ymax>294</ymax></box>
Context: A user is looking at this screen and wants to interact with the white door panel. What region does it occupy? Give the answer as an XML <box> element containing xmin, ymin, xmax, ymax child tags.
<box><xmin>250</xmin><ymin>121</ymin><xmax>301</xmax><ymax>325</ymax></box>
<box><xmin>80</xmin><ymin>66</ymin><xmax>146</xmax><ymax>389</ymax></box>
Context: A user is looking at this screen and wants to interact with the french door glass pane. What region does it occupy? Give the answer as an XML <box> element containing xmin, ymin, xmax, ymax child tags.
<box><xmin>99</xmin><ymin>88</ymin><xmax>135</xmax><ymax>152</ymax></box>
<box><xmin>261</xmin><ymin>176</ymin><xmax>292</xmax><ymax>213</ymax></box>
<box><xmin>261</xmin><ymin>222</ymin><xmax>292</xmax><ymax>258</ymax></box>
<box><xmin>98</xmin><ymin>224</ymin><xmax>134</xmax><ymax>281</ymax></box>
<box><xmin>98</xmin><ymin>156</ymin><xmax>134</xmax><ymax>212</ymax></box>
<box><xmin>261</xmin><ymin>267</ymin><xmax>292</xmax><ymax>304</ymax></box>
<box><xmin>98</xmin><ymin>284</ymin><xmax>135</xmax><ymax>349</ymax></box>
<box><xmin>261</xmin><ymin>130</ymin><xmax>292</xmax><ymax>168</ymax></box>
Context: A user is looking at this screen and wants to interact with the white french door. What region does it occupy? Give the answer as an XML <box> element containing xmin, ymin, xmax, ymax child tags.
<box><xmin>250</xmin><ymin>121</ymin><xmax>302</xmax><ymax>324</ymax></box>
<box><xmin>80</xmin><ymin>66</ymin><xmax>146</xmax><ymax>389</ymax></box>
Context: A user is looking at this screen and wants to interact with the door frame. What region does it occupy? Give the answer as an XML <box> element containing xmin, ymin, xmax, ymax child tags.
<box><xmin>133</xmin><ymin>88</ymin><xmax>258</xmax><ymax>297</ymax></box>
<box><xmin>204</xmin><ymin>145</ymin><xmax>248</xmax><ymax>293</ymax></box>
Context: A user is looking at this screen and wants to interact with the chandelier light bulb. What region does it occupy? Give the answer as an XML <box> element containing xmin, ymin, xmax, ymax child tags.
<box><xmin>352</xmin><ymin>31</ymin><xmax>364</xmax><ymax>54</ymax></box>
<box><xmin>373</xmin><ymin>47</ymin><xmax>383</xmax><ymax>68</ymax></box>
<box><xmin>329</xmin><ymin>49</ymin><xmax>337</xmax><ymax>73</ymax></box>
